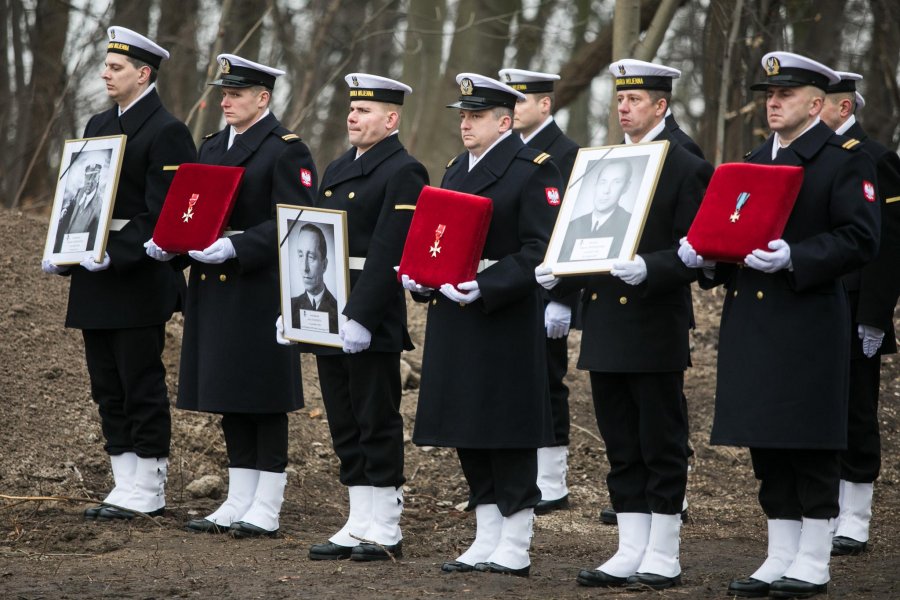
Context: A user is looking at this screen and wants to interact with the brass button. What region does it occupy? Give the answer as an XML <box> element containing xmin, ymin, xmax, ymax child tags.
<box><xmin>756</xmin><ymin>291</ymin><xmax>764</xmax><ymax>300</ymax></box>
<box><xmin>324</xmin><ymin>190</ymin><xmax>332</xmax><ymax>197</ymax></box>
<box><xmin>619</xmin><ymin>296</ymin><xmax>628</xmax><ymax>305</ymax></box>
<box><xmin>219</xmin><ymin>274</ymin><xmax>227</xmax><ymax>282</ymax></box>
<box><xmin>200</xmin><ymin>273</ymin><xmax>206</xmax><ymax>281</ymax></box>
<box><xmin>431</xmin><ymin>298</ymin><xmax>437</xmax><ymax>306</ymax></box>
<box><xmin>590</xmin><ymin>293</ymin><xmax>598</xmax><ymax>301</ymax></box>
<box><xmin>459</xmin><ymin>302</ymin><xmax>465</xmax><ymax>307</ymax></box>
<box><xmin>733</xmin><ymin>290</ymin><xmax>738</xmax><ymax>297</ymax></box>
<box><xmin>348</xmin><ymin>192</ymin><xmax>356</xmax><ymax>199</ymax></box>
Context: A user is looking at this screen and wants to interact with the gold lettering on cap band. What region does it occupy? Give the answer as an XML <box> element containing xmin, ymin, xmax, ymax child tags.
<box><xmin>108</xmin><ymin>42</ymin><xmax>130</xmax><ymax>52</ymax></box>
<box><xmin>349</xmin><ymin>90</ymin><xmax>375</xmax><ymax>97</ymax></box>
<box><xmin>615</xmin><ymin>77</ymin><xmax>645</xmax><ymax>86</ymax></box>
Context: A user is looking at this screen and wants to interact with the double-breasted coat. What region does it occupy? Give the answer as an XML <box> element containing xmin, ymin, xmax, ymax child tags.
<box><xmin>65</xmin><ymin>89</ymin><xmax>196</xmax><ymax>330</ymax></box>
<box><xmin>557</xmin><ymin>130</ymin><xmax>713</xmax><ymax>373</ymax></box>
<box><xmin>413</xmin><ymin>134</ymin><xmax>562</xmax><ymax>449</ymax></box>
<box><xmin>709</xmin><ymin>122</ymin><xmax>880</xmax><ymax>449</ymax></box>
<box><xmin>307</xmin><ymin>134</ymin><xmax>429</xmax><ymax>356</ymax></box>
<box><xmin>176</xmin><ymin>112</ymin><xmax>317</xmax><ymax>414</ymax></box>
<box><xmin>841</xmin><ymin>121</ymin><xmax>900</xmax><ymax>359</ymax></box>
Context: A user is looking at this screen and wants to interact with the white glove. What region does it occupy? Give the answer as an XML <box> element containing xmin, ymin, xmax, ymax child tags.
<box><xmin>275</xmin><ymin>315</ymin><xmax>293</xmax><ymax>346</ymax></box>
<box><xmin>678</xmin><ymin>237</ymin><xmax>715</xmax><ymax>269</ymax></box>
<box><xmin>611</xmin><ymin>255</ymin><xmax>647</xmax><ymax>286</ymax></box>
<box><xmin>400</xmin><ymin>273</ymin><xmax>433</xmax><ymax>295</ymax></box>
<box><xmin>41</xmin><ymin>259</ymin><xmax>68</xmax><ymax>275</ymax></box>
<box><xmin>745</xmin><ymin>239</ymin><xmax>791</xmax><ymax>273</ymax></box>
<box><xmin>859</xmin><ymin>324</ymin><xmax>884</xmax><ymax>358</ymax></box>
<box><xmin>545</xmin><ymin>301</ymin><xmax>571</xmax><ymax>339</ymax></box>
<box><xmin>80</xmin><ymin>252</ymin><xmax>111</xmax><ymax>272</ymax></box>
<box><xmin>144</xmin><ymin>238</ymin><xmax>175</xmax><ymax>262</ymax></box>
<box><xmin>340</xmin><ymin>319</ymin><xmax>372</xmax><ymax>354</ymax></box>
<box><xmin>188</xmin><ymin>238</ymin><xmax>236</xmax><ymax>264</ymax></box>
<box><xmin>535</xmin><ymin>264</ymin><xmax>560</xmax><ymax>290</ymax></box>
<box><xmin>440</xmin><ymin>280</ymin><xmax>481</xmax><ymax>304</ymax></box>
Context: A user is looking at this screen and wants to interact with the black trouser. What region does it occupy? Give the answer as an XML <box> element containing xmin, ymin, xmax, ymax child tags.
<box><xmin>457</xmin><ymin>447</ymin><xmax>540</xmax><ymax>516</ymax></box>
<box><xmin>841</xmin><ymin>356</ymin><xmax>882</xmax><ymax>482</ymax></box>
<box><xmin>591</xmin><ymin>371</ymin><xmax>688</xmax><ymax>514</ymax></box>
<box><xmin>750</xmin><ymin>447</ymin><xmax>840</xmax><ymax>519</ymax></box>
<box><xmin>316</xmin><ymin>352</ymin><xmax>405</xmax><ymax>487</ymax></box>
<box><xmin>221</xmin><ymin>413</ymin><xmax>288</xmax><ymax>472</ymax></box>
<box><xmin>545</xmin><ymin>335</ymin><xmax>570</xmax><ymax>446</ymax></box>
<box><xmin>82</xmin><ymin>326</ymin><xmax>170</xmax><ymax>458</ymax></box>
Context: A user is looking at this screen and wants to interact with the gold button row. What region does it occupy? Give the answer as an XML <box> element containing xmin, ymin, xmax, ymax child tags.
<box><xmin>198</xmin><ymin>274</ymin><xmax>227</xmax><ymax>282</ymax></box>
<box><xmin>323</xmin><ymin>190</ymin><xmax>356</xmax><ymax>199</ymax></box>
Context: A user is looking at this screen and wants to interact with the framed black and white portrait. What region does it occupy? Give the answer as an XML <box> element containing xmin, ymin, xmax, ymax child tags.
<box><xmin>42</xmin><ymin>135</ymin><xmax>126</xmax><ymax>265</ymax></box>
<box><xmin>543</xmin><ymin>140</ymin><xmax>669</xmax><ymax>275</ymax></box>
<box><xmin>276</xmin><ymin>205</ymin><xmax>350</xmax><ymax>347</ymax></box>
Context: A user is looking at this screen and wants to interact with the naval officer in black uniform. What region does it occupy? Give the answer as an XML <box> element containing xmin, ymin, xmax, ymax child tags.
<box><xmin>498</xmin><ymin>68</ymin><xmax>580</xmax><ymax>515</ymax></box>
<box><xmin>821</xmin><ymin>72</ymin><xmax>900</xmax><ymax>558</ymax></box>
<box><xmin>148</xmin><ymin>54</ymin><xmax>317</xmax><ymax>537</ymax></box>
<box><xmin>406</xmin><ymin>73</ymin><xmax>561</xmax><ymax>577</ymax></box>
<box><xmin>43</xmin><ymin>26</ymin><xmax>195</xmax><ymax>521</ymax></box>
<box><xmin>680</xmin><ymin>52</ymin><xmax>880</xmax><ymax>598</ymax></box>
<box><xmin>538</xmin><ymin>58</ymin><xmax>712</xmax><ymax>590</ymax></box>
<box><xmin>286</xmin><ymin>73</ymin><xmax>427</xmax><ymax>562</ymax></box>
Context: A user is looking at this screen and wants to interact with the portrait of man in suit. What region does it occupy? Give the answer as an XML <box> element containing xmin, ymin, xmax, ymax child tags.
<box><xmin>559</xmin><ymin>158</ymin><xmax>634</xmax><ymax>262</ymax></box>
<box><xmin>291</xmin><ymin>222</ymin><xmax>339</xmax><ymax>334</ymax></box>
<box><xmin>53</xmin><ymin>162</ymin><xmax>105</xmax><ymax>253</ymax></box>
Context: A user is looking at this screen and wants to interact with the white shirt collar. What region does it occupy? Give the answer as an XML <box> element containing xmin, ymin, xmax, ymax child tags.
<box><xmin>835</xmin><ymin>114</ymin><xmax>857</xmax><ymax>136</ymax></box>
<box><xmin>468</xmin><ymin>130</ymin><xmax>513</xmax><ymax>171</ymax></box>
<box><xmin>771</xmin><ymin>117</ymin><xmax>821</xmax><ymax>160</ymax></box>
<box><xmin>118</xmin><ymin>83</ymin><xmax>156</xmax><ymax>116</ymax></box>
<box><xmin>228</xmin><ymin>109</ymin><xmax>271</xmax><ymax>149</ymax></box>
<box><xmin>624</xmin><ymin>118</ymin><xmax>666</xmax><ymax>144</ymax></box>
<box><xmin>306</xmin><ymin>287</ymin><xmax>326</xmax><ymax>309</ymax></box>
<box><xmin>521</xmin><ymin>115</ymin><xmax>554</xmax><ymax>144</ymax></box>
<box><xmin>78</xmin><ymin>188</ymin><xmax>98</xmax><ymax>208</ymax></box>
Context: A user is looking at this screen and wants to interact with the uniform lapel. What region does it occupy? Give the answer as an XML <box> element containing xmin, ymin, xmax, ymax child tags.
<box><xmin>118</xmin><ymin>89</ymin><xmax>163</xmax><ymax>137</ymax></box>
<box><xmin>529</xmin><ymin>121</ymin><xmax>562</xmax><ymax>150</ymax></box>
<box><xmin>457</xmin><ymin>134</ymin><xmax>522</xmax><ymax>195</ymax></box>
<box><xmin>220</xmin><ymin>112</ymin><xmax>279</xmax><ymax>167</ymax></box>
<box><xmin>325</xmin><ymin>135</ymin><xmax>405</xmax><ymax>188</ymax></box>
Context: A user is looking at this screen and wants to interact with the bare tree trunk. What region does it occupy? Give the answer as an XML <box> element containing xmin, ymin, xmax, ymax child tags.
<box><xmin>512</xmin><ymin>0</ymin><xmax>558</xmax><ymax>64</ymax></box>
<box><xmin>111</xmin><ymin>0</ymin><xmax>150</xmax><ymax>34</ymax></box>
<box><xmin>157</xmin><ymin>0</ymin><xmax>201</xmax><ymax>120</ymax></box>
<box><xmin>563</xmin><ymin>0</ymin><xmax>594</xmax><ymax>147</ymax></box>
<box><xmin>785</xmin><ymin>0</ymin><xmax>846</xmax><ymax>67</ymax></box>
<box><xmin>15</xmin><ymin>0</ymin><xmax>69</xmax><ymax>209</ymax></box>
<box><xmin>633</xmin><ymin>0</ymin><xmax>681</xmax><ymax>61</ymax></box>
<box><xmin>401</xmin><ymin>0</ymin><xmax>448</xmax><ymax>157</ymax></box>
<box><xmin>363</xmin><ymin>0</ymin><xmax>402</xmax><ymax>74</ymax></box>
<box><xmin>861</xmin><ymin>0</ymin><xmax>900</xmax><ymax>148</ymax></box>
<box><xmin>715</xmin><ymin>0</ymin><xmax>744</xmax><ymax>166</ymax></box>
<box><xmin>607</xmin><ymin>0</ymin><xmax>640</xmax><ymax>144</ymax></box>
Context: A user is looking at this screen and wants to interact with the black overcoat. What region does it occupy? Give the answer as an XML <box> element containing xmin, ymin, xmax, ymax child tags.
<box><xmin>665</xmin><ymin>113</ymin><xmax>705</xmax><ymax>160</ymax></box>
<box><xmin>176</xmin><ymin>113</ymin><xmax>316</xmax><ymax>414</ymax></box>
<box><xmin>64</xmin><ymin>89</ymin><xmax>196</xmax><ymax>329</ymax></box>
<box><xmin>528</xmin><ymin>120</ymin><xmax>580</xmax><ymax>187</ymax></box>
<box><xmin>413</xmin><ymin>134</ymin><xmax>562</xmax><ymax>448</ymax></box>
<box><xmin>556</xmin><ymin>131</ymin><xmax>713</xmax><ymax>373</ymax></box>
<box><xmin>710</xmin><ymin>122</ymin><xmax>880</xmax><ymax>449</ymax></box>
<box><xmin>841</xmin><ymin>121</ymin><xmax>900</xmax><ymax>358</ymax></box>
<box><xmin>307</xmin><ymin>134</ymin><xmax>429</xmax><ymax>356</ymax></box>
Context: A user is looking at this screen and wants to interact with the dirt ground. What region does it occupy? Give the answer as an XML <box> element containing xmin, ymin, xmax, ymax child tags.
<box><xmin>1</xmin><ymin>210</ymin><xmax>898</xmax><ymax>599</ymax></box>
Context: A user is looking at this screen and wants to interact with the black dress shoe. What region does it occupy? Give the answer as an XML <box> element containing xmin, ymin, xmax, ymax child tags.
<box><xmin>534</xmin><ymin>494</ymin><xmax>569</xmax><ymax>515</ymax></box>
<box><xmin>473</xmin><ymin>561</ymin><xmax>529</xmax><ymax>577</ymax></box>
<box><xmin>83</xmin><ymin>505</ymin><xmax>103</xmax><ymax>520</ymax></box>
<box><xmin>309</xmin><ymin>541</ymin><xmax>354</xmax><ymax>560</ymax></box>
<box><xmin>441</xmin><ymin>560</ymin><xmax>475</xmax><ymax>573</ymax></box>
<box><xmin>768</xmin><ymin>577</ymin><xmax>827</xmax><ymax>598</ymax></box>
<box><xmin>576</xmin><ymin>568</ymin><xmax>627</xmax><ymax>587</ymax></box>
<box><xmin>350</xmin><ymin>541</ymin><xmax>402</xmax><ymax>561</ymax></box>
<box><xmin>727</xmin><ymin>577</ymin><xmax>770</xmax><ymax>597</ymax></box>
<box><xmin>96</xmin><ymin>506</ymin><xmax>165</xmax><ymax>520</ymax></box>
<box><xmin>185</xmin><ymin>518</ymin><xmax>230</xmax><ymax>534</ymax></box>
<box><xmin>599</xmin><ymin>507</ymin><xmax>618</xmax><ymax>524</ymax></box>
<box><xmin>229</xmin><ymin>521</ymin><xmax>279</xmax><ymax>538</ymax></box>
<box><xmin>832</xmin><ymin>535</ymin><xmax>867</xmax><ymax>556</ymax></box>
<box><xmin>626</xmin><ymin>572</ymin><xmax>682</xmax><ymax>590</ymax></box>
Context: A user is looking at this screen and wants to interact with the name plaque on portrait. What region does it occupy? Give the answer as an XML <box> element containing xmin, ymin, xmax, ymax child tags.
<box><xmin>300</xmin><ymin>309</ymin><xmax>331</xmax><ymax>333</ymax></box>
<box><xmin>569</xmin><ymin>237</ymin><xmax>614</xmax><ymax>261</ymax></box>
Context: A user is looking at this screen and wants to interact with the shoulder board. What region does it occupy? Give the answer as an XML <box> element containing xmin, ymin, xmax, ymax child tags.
<box><xmin>446</xmin><ymin>156</ymin><xmax>458</xmax><ymax>169</ymax></box>
<box><xmin>743</xmin><ymin>150</ymin><xmax>752</xmax><ymax>159</ymax></box>
<box><xmin>515</xmin><ymin>146</ymin><xmax>548</xmax><ymax>164</ymax></box>
<box><xmin>827</xmin><ymin>135</ymin><xmax>861</xmax><ymax>152</ymax></box>
<box><xmin>281</xmin><ymin>133</ymin><xmax>300</xmax><ymax>143</ymax></box>
<box><xmin>203</xmin><ymin>132</ymin><xmax>216</xmax><ymax>139</ymax></box>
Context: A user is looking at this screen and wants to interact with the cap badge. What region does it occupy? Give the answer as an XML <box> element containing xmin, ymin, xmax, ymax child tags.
<box><xmin>503</xmin><ymin>73</ymin><xmax>511</xmax><ymax>82</ymax></box>
<box><xmin>618</xmin><ymin>64</ymin><xmax>626</xmax><ymax>76</ymax></box>
<box><xmin>765</xmin><ymin>56</ymin><xmax>780</xmax><ymax>76</ymax></box>
<box><xmin>109</xmin><ymin>29</ymin><xmax>116</xmax><ymax>40</ymax></box>
<box><xmin>220</xmin><ymin>58</ymin><xmax>231</xmax><ymax>74</ymax></box>
<box><xmin>351</xmin><ymin>75</ymin><xmax>359</xmax><ymax>87</ymax></box>
<box><xmin>460</xmin><ymin>78</ymin><xmax>474</xmax><ymax>96</ymax></box>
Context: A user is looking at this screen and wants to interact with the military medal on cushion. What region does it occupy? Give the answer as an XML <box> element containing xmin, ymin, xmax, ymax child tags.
<box><xmin>430</xmin><ymin>224</ymin><xmax>445</xmax><ymax>258</ymax></box>
<box><xmin>182</xmin><ymin>193</ymin><xmax>199</xmax><ymax>222</ymax></box>
<box><xmin>729</xmin><ymin>191</ymin><xmax>750</xmax><ymax>223</ymax></box>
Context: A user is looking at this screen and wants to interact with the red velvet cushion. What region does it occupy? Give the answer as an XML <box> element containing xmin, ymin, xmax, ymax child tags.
<box><xmin>398</xmin><ymin>185</ymin><xmax>493</xmax><ymax>289</ymax></box>
<box><xmin>687</xmin><ymin>163</ymin><xmax>803</xmax><ymax>262</ymax></box>
<box><xmin>153</xmin><ymin>163</ymin><xmax>244</xmax><ymax>253</ymax></box>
